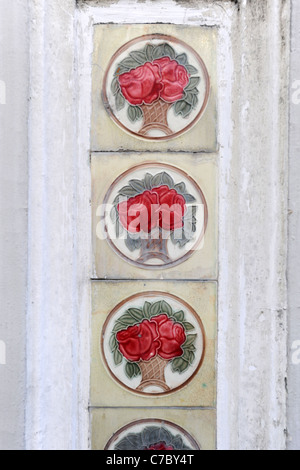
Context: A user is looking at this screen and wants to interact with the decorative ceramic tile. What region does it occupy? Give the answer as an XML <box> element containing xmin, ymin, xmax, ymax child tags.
<box><xmin>102</xmin><ymin>292</ymin><xmax>205</xmax><ymax>396</ymax></box>
<box><xmin>102</xmin><ymin>34</ymin><xmax>210</xmax><ymax>142</ymax></box>
<box><xmin>92</xmin><ymin>153</ymin><xmax>218</xmax><ymax>280</ymax></box>
<box><xmin>91</xmin><ymin>24</ymin><xmax>217</xmax><ymax>152</ymax></box>
<box><xmin>104</xmin><ymin>419</ymin><xmax>201</xmax><ymax>451</ymax></box>
<box><xmin>91</xmin><ymin>281</ymin><xmax>217</xmax><ymax>407</ymax></box>
<box><xmin>91</xmin><ymin>408</ymin><xmax>216</xmax><ymax>451</ymax></box>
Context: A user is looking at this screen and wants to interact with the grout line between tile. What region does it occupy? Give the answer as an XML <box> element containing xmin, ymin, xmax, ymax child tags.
<box><xmin>90</xmin><ymin>149</ymin><xmax>219</xmax><ymax>156</ymax></box>
<box><xmin>88</xmin><ymin>406</ymin><xmax>216</xmax><ymax>411</ymax></box>
<box><xmin>90</xmin><ymin>278</ymin><xmax>218</xmax><ymax>283</ymax></box>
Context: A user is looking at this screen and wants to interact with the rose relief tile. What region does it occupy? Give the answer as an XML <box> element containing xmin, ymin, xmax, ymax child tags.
<box><xmin>92</xmin><ymin>153</ymin><xmax>218</xmax><ymax>280</ymax></box>
<box><xmin>91</xmin><ymin>24</ymin><xmax>217</xmax><ymax>152</ymax></box>
<box><xmin>90</xmin><ymin>281</ymin><xmax>217</xmax><ymax>408</ymax></box>
<box><xmin>91</xmin><ymin>408</ymin><xmax>216</xmax><ymax>451</ymax></box>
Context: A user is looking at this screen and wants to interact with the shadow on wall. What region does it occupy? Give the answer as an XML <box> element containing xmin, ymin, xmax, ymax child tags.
<box><xmin>0</xmin><ymin>80</ymin><xmax>6</xmax><ymax>105</ymax></box>
<box><xmin>0</xmin><ymin>340</ymin><xmax>6</xmax><ymax>365</ymax></box>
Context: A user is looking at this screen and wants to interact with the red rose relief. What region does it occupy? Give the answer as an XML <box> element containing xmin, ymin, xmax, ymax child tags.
<box><xmin>118</xmin><ymin>62</ymin><xmax>163</xmax><ymax>106</ymax></box>
<box><xmin>117</xmin><ymin>190</ymin><xmax>159</xmax><ymax>233</ymax></box>
<box><xmin>151</xmin><ymin>314</ymin><xmax>186</xmax><ymax>360</ymax></box>
<box><xmin>117</xmin><ymin>185</ymin><xmax>187</xmax><ymax>234</ymax></box>
<box><xmin>152</xmin><ymin>185</ymin><xmax>186</xmax><ymax>231</ymax></box>
<box><xmin>145</xmin><ymin>442</ymin><xmax>175</xmax><ymax>451</ymax></box>
<box><xmin>118</xmin><ymin>57</ymin><xmax>190</xmax><ymax>106</ymax></box>
<box><xmin>116</xmin><ymin>314</ymin><xmax>186</xmax><ymax>363</ymax></box>
<box><xmin>116</xmin><ymin>319</ymin><xmax>161</xmax><ymax>362</ymax></box>
<box><xmin>153</xmin><ymin>57</ymin><xmax>190</xmax><ymax>103</ymax></box>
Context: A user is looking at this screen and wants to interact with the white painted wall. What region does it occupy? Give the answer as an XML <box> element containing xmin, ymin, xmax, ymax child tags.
<box><xmin>287</xmin><ymin>0</ymin><xmax>300</xmax><ymax>451</ymax></box>
<box><xmin>0</xmin><ymin>0</ymin><xmax>29</xmax><ymax>450</ymax></box>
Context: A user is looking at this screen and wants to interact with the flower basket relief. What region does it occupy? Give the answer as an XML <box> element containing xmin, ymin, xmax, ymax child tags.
<box><xmin>110</xmin><ymin>171</ymin><xmax>198</xmax><ymax>264</ymax></box>
<box><xmin>111</xmin><ymin>42</ymin><xmax>201</xmax><ymax>137</ymax></box>
<box><xmin>109</xmin><ymin>299</ymin><xmax>197</xmax><ymax>393</ymax></box>
<box><xmin>113</xmin><ymin>425</ymin><xmax>193</xmax><ymax>451</ymax></box>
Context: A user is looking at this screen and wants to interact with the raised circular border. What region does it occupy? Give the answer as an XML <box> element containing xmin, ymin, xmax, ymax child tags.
<box><xmin>104</xmin><ymin>418</ymin><xmax>201</xmax><ymax>450</ymax></box>
<box><xmin>102</xmin><ymin>162</ymin><xmax>209</xmax><ymax>271</ymax></box>
<box><xmin>102</xmin><ymin>33</ymin><xmax>211</xmax><ymax>142</ymax></box>
<box><xmin>100</xmin><ymin>291</ymin><xmax>206</xmax><ymax>398</ymax></box>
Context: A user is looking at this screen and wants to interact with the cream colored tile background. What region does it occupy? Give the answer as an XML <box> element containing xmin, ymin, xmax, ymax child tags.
<box><xmin>91</xmin><ymin>408</ymin><xmax>216</xmax><ymax>450</ymax></box>
<box><xmin>92</xmin><ymin>153</ymin><xmax>218</xmax><ymax>280</ymax></box>
<box><xmin>91</xmin><ymin>24</ymin><xmax>218</xmax><ymax>152</ymax></box>
<box><xmin>91</xmin><ymin>280</ymin><xmax>217</xmax><ymax>407</ymax></box>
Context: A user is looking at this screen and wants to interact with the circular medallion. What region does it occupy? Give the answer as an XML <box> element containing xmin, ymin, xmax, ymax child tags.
<box><xmin>103</xmin><ymin>162</ymin><xmax>208</xmax><ymax>270</ymax></box>
<box><xmin>102</xmin><ymin>34</ymin><xmax>210</xmax><ymax>141</ymax></box>
<box><xmin>104</xmin><ymin>419</ymin><xmax>201</xmax><ymax>450</ymax></box>
<box><xmin>101</xmin><ymin>292</ymin><xmax>206</xmax><ymax>397</ymax></box>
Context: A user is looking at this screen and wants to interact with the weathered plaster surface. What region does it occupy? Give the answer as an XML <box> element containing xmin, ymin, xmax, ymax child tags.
<box><xmin>217</xmin><ymin>0</ymin><xmax>289</xmax><ymax>450</ymax></box>
<box><xmin>287</xmin><ymin>0</ymin><xmax>300</xmax><ymax>451</ymax></box>
<box><xmin>26</xmin><ymin>0</ymin><xmax>91</xmax><ymax>450</ymax></box>
<box><xmin>0</xmin><ymin>0</ymin><xmax>286</xmax><ymax>451</ymax></box>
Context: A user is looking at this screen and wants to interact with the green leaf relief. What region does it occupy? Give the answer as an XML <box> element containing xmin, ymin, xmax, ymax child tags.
<box><xmin>150</xmin><ymin>300</ymin><xmax>162</xmax><ymax>317</ymax></box>
<box><xmin>172</xmin><ymin>310</ymin><xmax>185</xmax><ymax>322</ymax></box>
<box><xmin>182</xmin><ymin>321</ymin><xmax>195</xmax><ymax>332</ymax></box>
<box><xmin>118</xmin><ymin>57</ymin><xmax>141</xmax><ymax>70</ymax></box>
<box><xmin>170</xmin><ymin>230</ymin><xmax>193</xmax><ymax>248</ymax></box>
<box><xmin>125</xmin><ymin>236</ymin><xmax>142</xmax><ymax>253</ymax></box>
<box><xmin>143</xmin><ymin>301</ymin><xmax>152</xmax><ymax>319</ymax></box>
<box><xmin>114</xmin><ymin>348</ymin><xmax>123</xmax><ymax>366</ymax></box>
<box><xmin>171</xmin><ymin>356</ymin><xmax>189</xmax><ymax>374</ymax></box>
<box><xmin>150</xmin><ymin>172</ymin><xmax>163</xmax><ymax>187</ymax></box>
<box><xmin>127</xmin><ymin>308</ymin><xmax>144</xmax><ymax>322</ymax></box>
<box><xmin>185</xmin><ymin>64</ymin><xmax>198</xmax><ymax>75</ymax></box>
<box><xmin>185</xmin><ymin>76</ymin><xmax>201</xmax><ymax>91</ymax></box>
<box><xmin>160</xmin><ymin>300</ymin><xmax>173</xmax><ymax>317</ymax></box>
<box><xmin>118</xmin><ymin>186</ymin><xmax>139</xmax><ymax>197</ymax></box>
<box><xmin>111</xmin><ymin>77</ymin><xmax>120</xmax><ymax>95</ymax></box>
<box><xmin>173</xmin><ymin>100</ymin><xmax>192</xmax><ymax>118</ymax></box>
<box><xmin>125</xmin><ymin>361</ymin><xmax>141</xmax><ymax>379</ymax></box>
<box><xmin>183</xmin><ymin>334</ymin><xmax>197</xmax><ymax>349</ymax></box>
<box><xmin>115</xmin><ymin>91</ymin><xmax>125</xmax><ymax>111</ymax></box>
<box><xmin>161</xmin><ymin>171</ymin><xmax>174</xmax><ymax>188</ymax></box>
<box><xmin>129</xmin><ymin>50</ymin><xmax>147</xmax><ymax>64</ymax></box>
<box><xmin>152</xmin><ymin>44</ymin><xmax>166</xmax><ymax>60</ymax></box>
<box><xmin>117</xmin><ymin>312</ymin><xmax>140</xmax><ymax>326</ymax></box>
<box><xmin>174</xmin><ymin>182</ymin><xmax>186</xmax><ymax>194</ymax></box>
<box><xmin>144</xmin><ymin>43</ymin><xmax>154</xmax><ymax>62</ymax></box>
<box><xmin>110</xmin><ymin>205</ymin><xmax>118</xmax><ymax>224</ymax></box>
<box><xmin>127</xmin><ymin>105</ymin><xmax>143</xmax><ymax>123</ymax></box>
<box><xmin>183</xmin><ymin>193</ymin><xmax>196</xmax><ymax>203</ymax></box>
<box><xmin>128</xmin><ymin>179</ymin><xmax>146</xmax><ymax>193</ymax></box>
<box><xmin>143</xmin><ymin>173</ymin><xmax>153</xmax><ymax>190</ymax></box>
<box><xmin>109</xmin><ymin>334</ymin><xmax>118</xmax><ymax>352</ymax></box>
<box><xmin>176</xmin><ymin>53</ymin><xmax>188</xmax><ymax>65</ymax></box>
<box><xmin>164</xmin><ymin>43</ymin><xmax>176</xmax><ymax>59</ymax></box>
